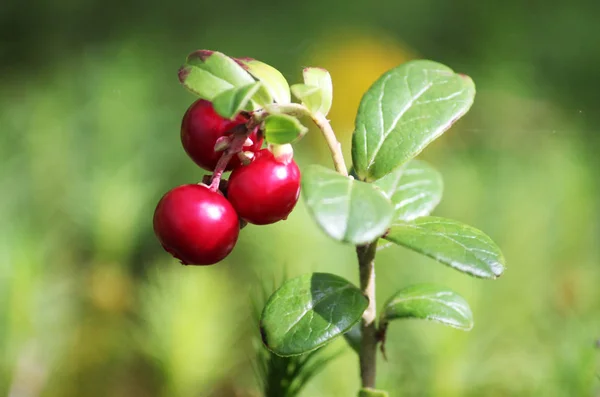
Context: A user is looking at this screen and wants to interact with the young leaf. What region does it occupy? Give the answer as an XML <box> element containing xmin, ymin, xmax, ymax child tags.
<box><xmin>358</xmin><ymin>388</ymin><xmax>389</xmax><ymax>397</ymax></box>
<box><xmin>178</xmin><ymin>50</ymin><xmax>256</xmax><ymax>100</ymax></box>
<box><xmin>260</xmin><ymin>273</ymin><xmax>368</xmax><ymax>356</ymax></box>
<box><xmin>380</xmin><ymin>284</ymin><xmax>473</xmax><ymax>331</ymax></box>
<box><xmin>291</xmin><ymin>84</ymin><xmax>325</xmax><ymax>115</ymax></box>
<box><xmin>303</xmin><ymin>68</ymin><xmax>333</xmax><ymax>115</ymax></box>
<box><xmin>235</xmin><ymin>57</ymin><xmax>291</xmax><ymax>104</ymax></box>
<box><xmin>263</xmin><ymin>114</ymin><xmax>308</xmax><ymax>144</ymax></box>
<box><xmin>292</xmin><ymin>67</ymin><xmax>333</xmax><ymax>115</ymax></box>
<box><xmin>212</xmin><ymin>82</ymin><xmax>262</xmax><ymax>119</ymax></box>
<box><xmin>374</xmin><ymin>159</ymin><xmax>443</xmax><ymax>221</ymax></box>
<box><xmin>302</xmin><ymin>165</ymin><xmax>394</xmax><ymax>245</ymax></box>
<box><xmin>351</xmin><ymin>60</ymin><xmax>475</xmax><ymax>181</ymax></box>
<box><xmin>384</xmin><ymin>217</ymin><xmax>505</xmax><ymax>278</ymax></box>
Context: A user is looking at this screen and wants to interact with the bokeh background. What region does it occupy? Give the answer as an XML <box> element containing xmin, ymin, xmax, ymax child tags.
<box><xmin>2</xmin><ymin>0</ymin><xmax>600</xmax><ymax>396</ymax></box>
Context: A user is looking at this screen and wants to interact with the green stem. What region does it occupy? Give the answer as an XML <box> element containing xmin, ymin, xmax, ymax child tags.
<box><xmin>259</xmin><ymin>102</ymin><xmax>376</xmax><ymax>389</ymax></box>
<box><xmin>260</xmin><ymin>103</ymin><xmax>349</xmax><ymax>176</ymax></box>
<box><xmin>357</xmin><ymin>241</ymin><xmax>378</xmax><ymax>388</ymax></box>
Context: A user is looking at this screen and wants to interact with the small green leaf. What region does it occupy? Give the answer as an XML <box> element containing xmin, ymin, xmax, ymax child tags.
<box><xmin>300</xmin><ymin>67</ymin><xmax>333</xmax><ymax>115</ymax></box>
<box><xmin>302</xmin><ymin>165</ymin><xmax>394</xmax><ymax>245</ymax></box>
<box><xmin>358</xmin><ymin>388</ymin><xmax>389</xmax><ymax>397</ymax></box>
<box><xmin>380</xmin><ymin>284</ymin><xmax>473</xmax><ymax>330</ymax></box>
<box><xmin>178</xmin><ymin>50</ymin><xmax>255</xmax><ymax>100</ymax></box>
<box><xmin>260</xmin><ymin>273</ymin><xmax>368</xmax><ymax>356</ymax></box>
<box><xmin>235</xmin><ymin>57</ymin><xmax>291</xmax><ymax>104</ymax></box>
<box><xmin>263</xmin><ymin>114</ymin><xmax>308</xmax><ymax>144</ymax></box>
<box><xmin>291</xmin><ymin>84</ymin><xmax>325</xmax><ymax>115</ymax></box>
<box><xmin>343</xmin><ymin>323</ymin><xmax>361</xmax><ymax>354</ymax></box>
<box><xmin>352</xmin><ymin>60</ymin><xmax>476</xmax><ymax>181</ymax></box>
<box><xmin>374</xmin><ymin>159</ymin><xmax>443</xmax><ymax>221</ymax></box>
<box><xmin>384</xmin><ymin>217</ymin><xmax>505</xmax><ymax>278</ymax></box>
<box><xmin>212</xmin><ymin>82</ymin><xmax>262</xmax><ymax>119</ymax></box>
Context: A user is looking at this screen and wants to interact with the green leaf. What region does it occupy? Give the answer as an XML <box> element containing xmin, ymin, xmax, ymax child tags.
<box><xmin>178</xmin><ymin>50</ymin><xmax>255</xmax><ymax>100</ymax></box>
<box><xmin>291</xmin><ymin>67</ymin><xmax>333</xmax><ymax>115</ymax></box>
<box><xmin>290</xmin><ymin>84</ymin><xmax>325</xmax><ymax>115</ymax></box>
<box><xmin>384</xmin><ymin>217</ymin><xmax>505</xmax><ymax>278</ymax></box>
<box><xmin>343</xmin><ymin>323</ymin><xmax>361</xmax><ymax>354</ymax></box>
<box><xmin>380</xmin><ymin>284</ymin><xmax>473</xmax><ymax>331</ymax></box>
<box><xmin>212</xmin><ymin>82</ymin><xmax>262</xmax><ymax>119</ymax></box>
<box><xmin>263</xmin><ymin>114</ymin><xmax>308</xmax><ymax>144</ymax></box>
<box><xmin>358</xmin><ymin>388</ymin><xmax>389</xmax><ymax>397</ymax></box>
<box><xmin>351</xmin><ymin>60</ymin><xmax>476</xmax><ymax>181</ymax></box>
<box><xmin>260</xmin><ymin>273</ymin><xmax>368</xmax><ymax>356</ymax></box>
<box><xmin>235</xmin><ymin>57</ymin><xmax>291</xmax><ymax>104</ymax></box>
<box><xmin>302</xmin><ymin>165</ymin><xmax>394</xmax><ymax>245</ymax></box>
<box><xmin>374</xmin><ymin>159</ymin><xmax>443</xmax><ymax>221</ymax></box>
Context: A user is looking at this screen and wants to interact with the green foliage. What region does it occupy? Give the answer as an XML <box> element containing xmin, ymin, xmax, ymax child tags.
<box><xmin>380</xmin><ymin>284</ymin><xmax>473</xmax><ymax>331</ymax></box>
<box><xmin>374</xmin><ymin>159</ymin><xmax>443</xmax><ymax>221</ymax></box>
<box><xmin>253</xmin><ymin>279</ymin><xmax>343</xmax><ymax>397</ymax></box>
<box><xmin>351</xmin><ymin>60</ymin><xmax>475</xmax><ymax>182</ymax></box>
<box><xmin>212</xmin><ymin>82</ymin><xmax>262</xmax><ymax>119</ymax></box>
<box><xmin>291</xmin><ymin>67</ymin><xmax>333</xmax><ymax>115</ymax></box>
<box><xmin>178</xmin><ymin>50</ymin><xmax>255</xmax><ymax>100</ymax></box>
<box><xmin>301</xmin><ymin>165</ymin><xmax>394</xmax><ymax>245</ymax></box>
<box><xmin>235</xmin><ymin>57</ymin><xmax>291</xmax><ymax>104</ymax></box>
<box><xmin>260</xmin><ymin>273</ymin><xmax>368</xmax><ymax>356</ymax></box>
<box><xmin>384</xmin><ymin>217</ymin><xmax>505</xmax><ymax>278</ymax></box>
<box><xmin>264</xmin><ymin>114</ymin><xmax>308</xmax><ymax>144</ymax></box>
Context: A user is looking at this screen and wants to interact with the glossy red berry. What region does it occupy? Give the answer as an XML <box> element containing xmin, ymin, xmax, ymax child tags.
<box><xmin>227</xmin><ymin>149</ymin><xmax>301</xmax><ymax>225</ymax></box>
<box><xmin>180</xmin><ymin>99</ymin><xmax>263</xmax><ymax>171</ymax></box>
<box><xmin>153</xmin><ymin>184</ymin><xmax>239</xmax><ymax>265</ymax></box>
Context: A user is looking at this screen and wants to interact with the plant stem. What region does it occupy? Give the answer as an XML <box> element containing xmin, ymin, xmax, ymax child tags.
<box><xmin>261</xmin><ymin>103</ymin><xmax>348</xmax><ymax>176</ymax></box>
<box><xmin>259</xmin><ymin>102</ymin><xmax>376</xmax><ymax>388</ymax></box>
<box><xmin>357</xmin><ymin>241</ymin><xmax>378</xmax><ymax>388</ymax></box>
<box><xmin>310</xmin><ymin>112</ymin><xmax>348</xmax><ymax>176</ymax></box>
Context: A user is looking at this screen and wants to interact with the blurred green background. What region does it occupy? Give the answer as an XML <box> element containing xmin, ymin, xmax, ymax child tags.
<box><xmin>1</xmin><ymin>0</ymin><xmax>600</xmax><ymax>396</ymax></box>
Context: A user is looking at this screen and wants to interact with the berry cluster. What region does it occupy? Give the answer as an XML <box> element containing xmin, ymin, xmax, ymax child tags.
<box><xmin>153</xmin><ymin>99</ymin><xmax>301</xmax><ymax>265</ymax></box>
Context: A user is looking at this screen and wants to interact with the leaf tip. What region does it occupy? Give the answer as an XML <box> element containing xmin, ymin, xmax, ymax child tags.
<box><xmin>188</xmin><ymin>49</ymin><xmax>215</xmax><ymax>62</ymax></box>
<box><xmin>177</xmin><ymin>66</ymin><xmax>190</xmax><ymax>84</ymax></box>
<box><xmin>233</xmin><ymin>57</ymin><xmax>252</xmax><ymax>70</ymax></box>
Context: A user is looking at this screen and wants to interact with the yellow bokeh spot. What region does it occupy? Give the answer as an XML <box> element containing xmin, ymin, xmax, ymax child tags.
<box><xmin>301</xmin><ymin>30</ymin><xmax>416</xmax><ymax>161</ymax></box>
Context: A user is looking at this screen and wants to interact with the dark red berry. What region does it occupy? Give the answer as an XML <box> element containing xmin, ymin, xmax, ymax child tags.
<box><xmin>227</xmin><ymin>149</ymin><xmax>301</xmax><ymax>225</ymax></box>
<box><xmin>153</xmin><ymin>184</ymin><xmax>239</xmax><ymax>265</ymax></box>
<box><xmin>181</xmin><ymin>99</ymin><xmax>263</xmax><ymax>171</ymax></box>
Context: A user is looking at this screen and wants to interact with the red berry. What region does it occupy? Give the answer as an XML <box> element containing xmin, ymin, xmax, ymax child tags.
<box><xmin>227</xmin><ymin>149</ymin><xmax>301</xmax><ymax>225</ymax></box>
<box><xmin>180</xmin><ymin>99</ymin><xmax>263</xmax><ymax>171</ymax></box>
<box><xmin>153</xmin><ymin>184</ymin><xmax>239</xmax><ymax>265</ymax></box>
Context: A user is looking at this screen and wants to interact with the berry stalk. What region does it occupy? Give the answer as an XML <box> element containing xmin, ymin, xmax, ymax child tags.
<box><xmin>208</xmin><ymin>124</ymin><xmax>254</xmax><ymax>192</ymax></box>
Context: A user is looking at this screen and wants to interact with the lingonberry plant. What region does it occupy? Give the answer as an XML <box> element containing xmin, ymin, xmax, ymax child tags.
<box><xmin>153</xmin><ymin>49</ymin><xmax>506</xmax><ymax>396</ymax></box>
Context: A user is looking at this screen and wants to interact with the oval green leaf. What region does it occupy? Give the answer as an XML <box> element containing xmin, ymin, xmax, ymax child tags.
<box><xmin>291</xmin><ymin>83</ymin><xmax>326</xmax><ymax>115</ymax></box>
<box><xmin>212</xmin><ymin>82</ymin><xmax>262</xmax><ymax>119</ymax></box>
<box><xmin>263</xmin><ymin>114</ymin><xmax>308</xmax><ymax>144</ymax></box>
<box><xmin>351</xmin><ymin>60</ymin><xmax>475</xmax><ymax>181</ymax></box>
<box><xmin>374</xmin><ymin>159</ymin><xmax>443</xmax><ymax>221</ymax></box>
<box><xmin>301</xmin><ymin>67</ymin><xmax>333</xmax><ymax>115</ymax></box>
<box><xmin>235</xmin><ymin>57</ymin><xmax>291</xmax><ymax>104</ymax></box>
<box><xmin>384</xmin><ymin>217</ymin><xmax>505</xmax><ymax>278</ymax></box>
<box><xmin>302</xmin><ymin>165</ymin><xmax>394</xmax><ymax>245</ymax></box>
<box><xmin>380</xmin><ymin>284</ymin><xmax>473</xmax><ymax>331</ymax></box>
<box><xmin>260</xmin><ymin>272</ymin><xmax>368</xmax><ymax>356</ymax></box>
<box><xmin>178</xmin><ymin>50</ymin><xmax>255</xmax><ymax>100</ymax></box>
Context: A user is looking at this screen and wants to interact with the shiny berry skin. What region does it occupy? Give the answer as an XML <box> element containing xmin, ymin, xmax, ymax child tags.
<box><xmin>180</xmin><ymin>99</ymin><xmax>263</xmax><ymax>171</ymax></box>
<box><xmin>227</xmin><ymin>149</ymin><xmax>301</xmax><ymax>225</ymax></box>
<box><xmin>153</xmin><ymin>184</ymin><xmax>239</xmax><ymax>265</ymax></box>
